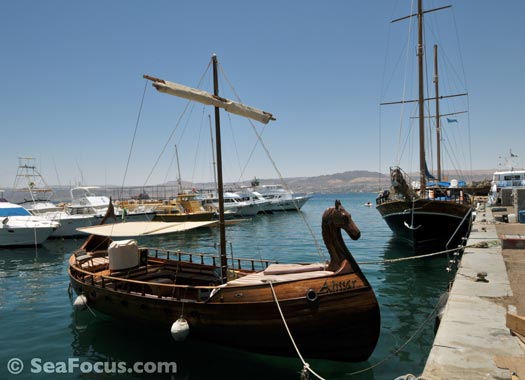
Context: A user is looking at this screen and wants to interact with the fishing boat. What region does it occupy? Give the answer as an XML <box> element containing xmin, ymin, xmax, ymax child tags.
<box><xmin>68</xmin><ymin>55</ymin><xmax>380</xmax><ymax>362</ymax></box>
<box><xmin>376</xmin><ymin>0</ymin><xmax>473</xmax><ymax>252</ymax></box>
<box><xmin>11</xmin><ymin>157</ymin><xmax>97</xmax><ymax>238</ymax></box>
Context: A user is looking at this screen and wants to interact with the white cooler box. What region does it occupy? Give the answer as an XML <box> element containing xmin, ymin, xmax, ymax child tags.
<box><xmin>108</xmin><ymin>239</ymin><xmax>139</xmax><ymax>271</ymax></box>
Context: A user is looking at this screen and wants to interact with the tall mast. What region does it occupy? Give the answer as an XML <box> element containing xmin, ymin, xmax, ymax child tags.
<box><xmin>417</xmin><ymin>0</ymin><xmax>426</xmax><ymax>193</ymax></box>
<box><xmin>434</xmin><ymin>44</ymin><xmax>442</xmax><ymax>182</ymax></box>
<box><xmin>174</xmin><ymin>144</ymin><xmax>183</xmax><ymax>194</ymax></box>
<box><xmin>212</xmin><ymin>54</ymin><xmax>228</xmax><ymax>283</ymax></box>
<box><xmin>208</xmin><ymin>114</ymin><xmax>218</xmax><ymax>189</ymax></box>
<box><xmin>144</xmin><ymin>55</ymin><xmax>274</xmax><ymax>285</ymax></box>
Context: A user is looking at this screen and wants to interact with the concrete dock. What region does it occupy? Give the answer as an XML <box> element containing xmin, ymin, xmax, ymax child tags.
<box><xmin>421</xmin><ymin>206</ymin><xmax>525</xmax><ymax>379</ymax></box>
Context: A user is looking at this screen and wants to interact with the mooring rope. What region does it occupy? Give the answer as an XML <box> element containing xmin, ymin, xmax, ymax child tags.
<box><xmin>268</xmin><ymin>281</ymin><xmax>326</xmax><ymax>380</ymax></box>
<box><xmin>356</xmin><ymin>239</ymin><xmax>500</xmax><ymax>266</ymax></box>
<box><xmin>269</xmin><ymin>270</ymin><xmax>444</xmax><ymax>379</ymax></box>
<box><xmin>356</xmin><ymin>246</ymin><xmax>462</xmax><ymax>265</ymax></box>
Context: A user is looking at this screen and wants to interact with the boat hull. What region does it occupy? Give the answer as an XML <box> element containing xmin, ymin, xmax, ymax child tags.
<box><xmin>376</xmin><ymin>198</ymin><xmax>472</xmax><ymax>252</ymax></box>
<box><xmin>266</xmin><ymin>195</ymin><xmax>311</xmax><ymax>212</ymax></box>
<box><xmin>46</xmin><ymin>214</ymin><xmax>97</xmax><ymax>238</ymax></box>
<box><xmin>0</xmin><ymin>225</ymin><xmax>55</xmax><ymax>246</ymax></box>
<box><xmin>68</xmin><ymin>263</ymin><xmax>380</xmax><ymax>362</ymax></box>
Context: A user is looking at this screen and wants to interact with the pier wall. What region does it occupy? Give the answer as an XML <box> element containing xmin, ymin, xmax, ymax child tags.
<box><xmin>421</xmin><ymin>206</ymin><xmax>525</xmax><ymax>380</ymax></box>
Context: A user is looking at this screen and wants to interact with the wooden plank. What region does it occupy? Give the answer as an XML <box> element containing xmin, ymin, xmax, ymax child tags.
<box><xmin>506</xmin><ymin>312</ymin><xmax>525</xmax><ymax>336</ymax></box>
<box><xmin>494</xmin><ymin>355</ymin><xmax>525</xmax><ymax>379</ymax></box>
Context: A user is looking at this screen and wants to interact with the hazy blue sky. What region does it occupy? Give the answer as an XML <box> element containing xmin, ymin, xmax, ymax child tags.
<box><xmin>1</xmin><ymin>0</ymin><xmax>524</xmax><ymax>188</ymax></box>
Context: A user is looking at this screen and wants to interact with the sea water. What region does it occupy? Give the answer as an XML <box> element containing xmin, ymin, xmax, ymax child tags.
<box><xmin>0</xmin><ymin>193</ymin><xmax>454</xmax><ymax>380</ymax></box>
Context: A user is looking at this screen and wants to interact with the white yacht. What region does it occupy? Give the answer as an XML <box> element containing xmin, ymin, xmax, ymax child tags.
<box><xmin>66</xmin><ymin>187</ymin><xmax>156</xmax><ymax>221</ymax></box>
<box><xmin>257</xmin><ymin>184</ymin><xmax>311</xmax><ymax>211</ymax></box>
<box><xmin>488</xmin><ymin>169</ymin><xmax>525</xmax><ymax>206</ymax></box>
<box><xmin>0</xmin><ymin>201</ymin><xmax>60</xmax><ymax>246</ymax></box>
<box><xmin>200</xmin><ymin>191</ymin><xmax>268</xmax><ymax>217</ymax></box>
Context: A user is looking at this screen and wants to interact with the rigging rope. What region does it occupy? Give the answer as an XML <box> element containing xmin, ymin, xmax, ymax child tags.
<box><xmin>121</xmin><ymin>80</ymin><xmax>148</xmax><ymax>190</ymax></box>
<box><xmin>217</xmin><ymin>63</ymin><xmax>325</xmax><ymax>262</ymax></box>
<box><xmin>142</xmin><ymin>60</ymin><xmax>212</xmax><ymax>187</ymax></box>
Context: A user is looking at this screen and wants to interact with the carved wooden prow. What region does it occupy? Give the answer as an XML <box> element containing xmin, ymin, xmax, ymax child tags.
<box><xmin>322</xmin><ymin>200</ymin><xmax>363</xmax><ymax>273</ymax></box>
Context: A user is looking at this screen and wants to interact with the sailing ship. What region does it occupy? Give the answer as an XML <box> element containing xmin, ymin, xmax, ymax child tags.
<box><xmin>376</xmin><ymin>0</ymin><xmax>473</xmax><ymax>252</ymax></box>
<box><xmin>68</xmin><ymin>55</ymin><xmax>380</xmax><ymax>362</ymax></box>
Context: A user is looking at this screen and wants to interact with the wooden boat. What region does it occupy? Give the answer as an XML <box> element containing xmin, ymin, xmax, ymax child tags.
<box><xmin>68</xmin><ymin>55</ymin><xmax>380</xmax><ymax>362</ymax></box>
<box><xmin>376</xmin><ymin>0</ymin><xmax>473</xmax><ymax>253</ymax></box>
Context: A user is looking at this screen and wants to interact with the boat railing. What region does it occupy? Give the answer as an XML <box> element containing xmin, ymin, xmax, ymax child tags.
<box><xmin>69</xmin><ymin>263</ymin><xmax>218</xmax><ymax>301</ymax></box>
<box><xmin>70</xmin><ymin>248</ymin><xmax>277</xmax><ymax>301</ymax></box>
<box><xmin>423</xmin><ymin>188</ymin><xmax>472</xmax><ymax>205</ymax></box>
<box><xmin>145</xmin><ymin>247</ymin><xmax>276</xmax><ymax>271</ymax></box>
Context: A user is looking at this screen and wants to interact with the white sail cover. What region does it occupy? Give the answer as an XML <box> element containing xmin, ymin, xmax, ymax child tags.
<box><xmin>76</xmin><ymin>221</ymin><xmax>216</xmax><ymax>237</ymax></box>
<box><xmin>149</xmin><ymin>79</ymin><xmax>274</xmax><ymax>125</ymax></box>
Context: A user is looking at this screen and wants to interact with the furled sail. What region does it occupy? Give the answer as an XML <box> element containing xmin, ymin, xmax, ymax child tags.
<box><xmin>143</xmin><ymin>75</ymin><xmax>275</xmax><ymax>125</ymax></box>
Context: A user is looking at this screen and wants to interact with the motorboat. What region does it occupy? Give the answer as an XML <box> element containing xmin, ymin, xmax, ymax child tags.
<box><xmin>0</xmin><ymin>200</ymin><xmax>59</xmax><ymax>246</ymax></box>
<box><xmin>66</xmin><ymin>187</ymin><xmax>156</xmax><ymax>221</ymax></box>
<box><xmin>257</xmin><ymin>184</ymin><xmax>311</xmax><ymax>211</ymax></box>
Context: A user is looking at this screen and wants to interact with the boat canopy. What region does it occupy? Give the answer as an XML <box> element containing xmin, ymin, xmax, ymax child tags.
<box><xmin>76</xmin><ymin>221</ymin><xmax>216</xmax><ymax>237</ymax></box>
<box><xmin>0</xmin><ymin>203</ymin><xmax>31</xmax><ymax>217</ymax></box>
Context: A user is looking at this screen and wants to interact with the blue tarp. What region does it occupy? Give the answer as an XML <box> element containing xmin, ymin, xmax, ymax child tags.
<box><xmin>0</xmin><ymin>207</ymin><xmax>31</xmax><ymax>217</ymax></box>
<box><xmin>426</xmin><ymin>180</ymin><xmax>466</xmax><ymax>187</ymax></box>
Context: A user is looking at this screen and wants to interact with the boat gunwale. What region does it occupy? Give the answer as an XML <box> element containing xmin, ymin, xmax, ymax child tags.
<box><xmin>68</xmin><ymin>252</ymin><xmax>372</xmax><ymax>302</ymax></box>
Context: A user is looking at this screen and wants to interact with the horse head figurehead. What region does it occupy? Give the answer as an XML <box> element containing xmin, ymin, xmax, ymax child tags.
<box><xmin>322</xmin><ymin>200</ymin><xmax>362</xmax><ymax>272</ymax></box>
<box><xmin>327</xmin><ymin>200</ymin><xmax>361</xmax><ymax>240</ymax></box>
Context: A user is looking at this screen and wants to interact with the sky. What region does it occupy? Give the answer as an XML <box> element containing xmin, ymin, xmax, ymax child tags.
<box><xmin>1</xmin><ymin>0</ymin><xmax>524</xmax><ymax>188</ymax></box>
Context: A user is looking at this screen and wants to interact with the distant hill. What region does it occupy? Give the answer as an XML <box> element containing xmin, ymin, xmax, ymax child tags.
<box><xmin>269</xmin><ymin>171</ymin><xmax>388</xmax><ymax>193</ymax></box>
<box><xmin>236</xmin><ymin>169</ymin><xmax>494</xmax><ymax>194</ymax></box>
<box><xmin>3</xmin><ymin>169</ymin><xmax>495</xmax><ymax>202</ymax></box>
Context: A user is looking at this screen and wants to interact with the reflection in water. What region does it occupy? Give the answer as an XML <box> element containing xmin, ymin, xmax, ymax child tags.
<box><xmin>375</xmin><ymin>237</ymin><xmax>454</xmax><ymax>366</ymax></box>
<box><xmin>69</xmin><ymin>313</ymin><xmax>303</xmax><ymax>380</ymax></box>
<box><xmin>0</xmin><ymin>194</ymin><xmax>459</xmax><ymax>380</ymax></box>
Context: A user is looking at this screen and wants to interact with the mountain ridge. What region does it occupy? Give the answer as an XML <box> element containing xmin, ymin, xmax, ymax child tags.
<box><xmin>3</xmin><ymin>169</ymin><xmax>495</xmax><ymax>202</ymax></box>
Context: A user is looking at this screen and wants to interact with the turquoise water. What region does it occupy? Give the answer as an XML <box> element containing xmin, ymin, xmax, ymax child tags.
<box><xmin>0</xmin><ymin>193</ymin><xmax>454</xmax><ymax>380</ymax></box>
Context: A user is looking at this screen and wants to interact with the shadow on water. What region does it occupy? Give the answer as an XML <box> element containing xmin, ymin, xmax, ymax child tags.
<box><xmin>69</xmin><ymin>311</ymin><xmax>376</xmax><ymax>380</ymax></box>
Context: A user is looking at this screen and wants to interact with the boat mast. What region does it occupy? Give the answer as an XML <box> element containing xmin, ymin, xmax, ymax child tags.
<box><xmin>144</xmin><ymin>56</ymin><xmax>274</xmax><ymax>285</ymax></box>
<box><xmin>417</xmin><ymin>0</ymin><xmax>426</xmax><ymax>193</ymax></box>
<box><xmin>212</xmin><ymin>54</ymin><xmax>228</xmax><ymax>283</ymax></box>
<box><xmin>174</xmin><ymin>144</ymin><xmax>183</xmax><ymax>194</ymax></box>
<box><xmin>208</xmin><ymin>114</ymin><xmax>218</xmax><ymax>189</ymax></box>
<box><xmin>434</xmin><ymin>44</ymin><xmax>442</xmax><ymax>182</ymax></box>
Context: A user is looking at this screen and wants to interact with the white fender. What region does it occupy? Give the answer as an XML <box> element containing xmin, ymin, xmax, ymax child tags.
<box><xmin>73</xmin><ymin>294</ymin><xmax>88</xmax><ymax>311</ymax></box>
<box><xmin>170</xmin><ymin>317</ymin><xmax>190</xmax><ymax>342</ymax></box>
